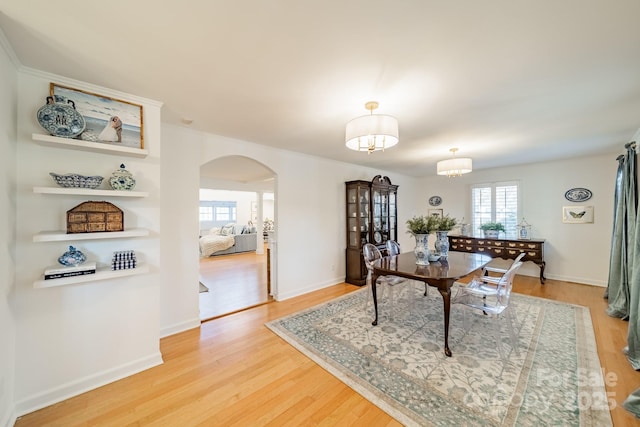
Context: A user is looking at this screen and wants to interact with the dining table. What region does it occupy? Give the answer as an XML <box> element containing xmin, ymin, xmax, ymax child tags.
<box><xmin>371</xmin><ymin>251</ymin><xmax>491</xmax><ymax>357</ymax></box>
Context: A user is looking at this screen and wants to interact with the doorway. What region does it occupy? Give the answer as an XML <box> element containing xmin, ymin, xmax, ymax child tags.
<box><xmin>198</xmin><ymin>156</ymin><xmax>276</xmax><ymax>321</ymax></box>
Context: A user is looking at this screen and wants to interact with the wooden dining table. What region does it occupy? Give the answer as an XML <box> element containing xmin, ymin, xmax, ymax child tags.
<box><xmin>371</xmin><ymin>251</ymin><xmax>491</xmax><ymax>357</ymax></box>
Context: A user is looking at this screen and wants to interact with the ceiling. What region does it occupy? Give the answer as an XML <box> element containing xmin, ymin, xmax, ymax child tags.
<box><xmin>2</xmin><ymin>1</ymin><xmax>640</xmax><ymax>177</ymax></box>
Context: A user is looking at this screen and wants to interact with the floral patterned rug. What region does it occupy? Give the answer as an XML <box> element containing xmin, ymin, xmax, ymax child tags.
<box><xmin>266</xmin><ymin>285</ymin><xmax>613</xmax><ymax>426</ymax></box>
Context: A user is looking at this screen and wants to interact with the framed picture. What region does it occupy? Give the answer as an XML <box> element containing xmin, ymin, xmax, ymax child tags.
<box><xmin>562</xmin><ymin>206</ymin><xmax>594</xmax><ymax>224</ymax></box>
<box><xmin>428</xmin><ymin>209</ymin><xmax>443</xmax><ymax>218</ymax></box>
<box><xmin>50</xmin><ymin>83</ymin><xmax>144</xmax><ymax>149</ymax></box>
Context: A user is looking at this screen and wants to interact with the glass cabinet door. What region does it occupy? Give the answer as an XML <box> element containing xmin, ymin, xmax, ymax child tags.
<box><xmin>389</xmin><ymin>191</ymin><xmax>397</xmax><ymax>241</ymax></box>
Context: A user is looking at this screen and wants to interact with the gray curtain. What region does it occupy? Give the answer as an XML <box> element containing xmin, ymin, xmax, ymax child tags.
<box><xmin>614</xmin><ymin>142</ymin><xmax>640</xmax><ymax>416</ymax></box>
<box><xmin>606</xmin><ymin>143</ymin><xmax>637</xmax><ymax>318</ymax></box>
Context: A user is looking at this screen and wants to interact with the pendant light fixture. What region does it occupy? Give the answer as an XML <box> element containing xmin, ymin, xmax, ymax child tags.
<box><xmin>437</xmin><ymin>148</ymin><xmax>473</xmax><ymax>177</ymax></box>
<box><xmin>345</xmin><ymin>101</ymin><xmax>399</xmax><ymax>154</ymax></box>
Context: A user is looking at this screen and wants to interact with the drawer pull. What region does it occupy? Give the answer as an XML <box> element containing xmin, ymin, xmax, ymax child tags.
<box><xmin>528</xmin><ymin>252</ymin><xmax>536</xmax><ymax>256</ymax></box>
<box><xmin>508</xmin><ymin>250</ymin><xmax>518</xmax><ymax>255</ymax></box>
<box><xmin>494</xmin><ymin>249</ymin><xmax>502</xmax><ymax>254</ymax></box>
<box><xmin>494</xmin><ymin>242</ymin><xmax>503</xmax><ymax>246</ymax></box>
<box><xmin>466</xmin><ymin>246</ymin><xmax>472</xmax><ymax>250</ymax></box>
<box><xmin>527</xmin><ymin>244</ymin><xmax>536</xmax><ymax>249</ymax></box>
<box><xmin>508</xmin><ymin>243</ymin><xmax>516</xmax><ymax>247</ymax></box>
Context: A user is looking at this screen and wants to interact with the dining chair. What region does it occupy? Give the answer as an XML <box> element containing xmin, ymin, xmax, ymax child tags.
<box><xmin>452</xmin><ymin>260</ymin><xmax>523</xmax><ymax>360</ymax></box>
<box><xmin>385</xmin><ymin>239</ymin><xmax>428</xmax><ymax>297</ymax></box>
<box><xmin>363</xmin><ymin>243</ymin><xmax>409</xmax><ymax>317</ymax></box>
<box><xmin>483</xmin><ymin>251</ymin><xmax>525</xmax><ymax>278</ymax></box>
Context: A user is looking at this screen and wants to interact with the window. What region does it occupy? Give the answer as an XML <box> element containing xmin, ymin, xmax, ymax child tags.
<box><xmin>199</xmin><ymin>201</ymin><xmax>237</xmax><ymax>225</ymax></box>
<box><xmin>471</xmin><ymin>181</ymin><xmax>519</xmax><ymax>238</ymax></box>
<box><xmin>199</xmin><ymin>206</ymin><xmax>213</xmax><ymax>221</ymax></box>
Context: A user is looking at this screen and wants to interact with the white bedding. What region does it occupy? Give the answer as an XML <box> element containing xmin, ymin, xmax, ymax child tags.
<box><xmin>199</xmin><ymin>234</ymin><xmax>235</xmax><ymax>257</ymax></box>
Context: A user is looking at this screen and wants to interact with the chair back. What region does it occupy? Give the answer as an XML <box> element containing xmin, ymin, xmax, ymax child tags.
<box><xmin>496</xmin><ymin>261</ymin><xmax>523</xmax><ymax>308</ymax></box>
<box><xmin>363</xmin><ymin>243</ymin><xmax>382</xmax><ymax>271</ymax></box>
<box><xmin>386</xmin><ymin>240</ymin><xmax>401</xmax><ymax>256</ymax></box>
<box><xmin>512</xmin><ymin>252</ymin><xmax>526</xmax><ymax>264</ymax></box>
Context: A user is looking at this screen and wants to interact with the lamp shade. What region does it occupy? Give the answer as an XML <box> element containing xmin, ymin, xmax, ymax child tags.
<box><xmin>345</xmin><ymin>114</ymin><xmax>399</xmax><ymax>152</ymax></box>
<box><xmin>437</xmin><ymin>157</ymin><xmax>473</xmax><ymax>176</ymax></box>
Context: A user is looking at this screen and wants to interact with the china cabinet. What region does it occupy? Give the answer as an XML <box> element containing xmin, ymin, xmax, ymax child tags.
<box><xmin>345</xmin><ymin>175</ymin><xmax>398</xmax><ymax>285</ymax></box>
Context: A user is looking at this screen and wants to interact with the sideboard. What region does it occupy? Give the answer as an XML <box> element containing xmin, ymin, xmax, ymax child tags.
<box><xmin>448</xmin><ymin>235</ymin><xmax>546</xmax><ymax>284</ymax></box>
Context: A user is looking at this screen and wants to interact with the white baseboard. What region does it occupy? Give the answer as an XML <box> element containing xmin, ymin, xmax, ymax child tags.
<box><xmin>14</xmin><ymin>352</ymin><xmax>163</xmax><ymax>418</ymax></box>
<box><xmin>160</xmin><ymin>318</ymin><xmax>201</xmax><ymax>338</ymax></box>
<box><xmin>275</xmin><ymin>277</ymin><xmax>344</xmax><ymax>301</ymax></box>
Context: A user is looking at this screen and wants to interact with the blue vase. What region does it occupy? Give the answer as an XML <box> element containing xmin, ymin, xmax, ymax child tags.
<box><xmin>414</xmin><ymin>234</ymin><xmax>430</xmax><ymax>265</ymax></box>
<box><xmin>434</xmin><ymin>231</ymin><xmax>450</xmax><ymax>258</ymax></box>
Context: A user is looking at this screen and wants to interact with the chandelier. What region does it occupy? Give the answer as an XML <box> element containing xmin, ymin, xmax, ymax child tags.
<box><xmin>436</xmin><ymin>148</ymin><xmax>473</xmax><ymax>177</ymax></box>
<box><xmin>345</xmin><ymin>101</ymin><xmax>399</xmax><ymax>154</ymax></box>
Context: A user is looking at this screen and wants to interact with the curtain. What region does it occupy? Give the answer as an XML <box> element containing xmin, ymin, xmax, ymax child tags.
<box><xmin>617</xmin><ymin>141</ymin><xmax>640</xmax><ymax>416</ymax></box>
<box><xmin>606</xmin><ymin>143</ymin><xmax>637</xmax><ymax>318</ymax></box>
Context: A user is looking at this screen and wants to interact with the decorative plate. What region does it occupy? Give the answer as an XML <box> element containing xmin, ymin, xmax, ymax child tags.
<box><xmin>373</xmin><ymin>231</ymin><xmax>382</xmax><ymax>244</ymax></box>
<box><xmin>564</xmin><ymin>188</ymin><xmax>592</xmax><ymax>202</ymax></box>
<box><xmin>428</xmin><ymin>196</ymin><xmax>442</xmax><ymax>206</ymax></box>
<box><xmin>36</xmin><ymin>97</ymin><xmax>86</xmax><ymax>138</ymax></box>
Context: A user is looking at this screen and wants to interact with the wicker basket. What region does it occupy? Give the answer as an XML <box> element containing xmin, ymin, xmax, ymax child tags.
<box><xmin>66</xmin><ymin>201</ymin><xmax>123</xmax><ymax>233</ymax></box>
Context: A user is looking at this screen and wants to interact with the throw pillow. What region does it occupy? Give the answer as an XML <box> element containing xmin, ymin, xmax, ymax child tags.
<box><xmin>221</xmin><ymin>223</ymin><xmax>235</xmax><ymax>235</ymax></box>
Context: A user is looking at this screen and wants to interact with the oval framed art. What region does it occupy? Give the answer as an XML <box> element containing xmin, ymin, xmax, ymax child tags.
<box><xmin>564</xmin><ymin>188</ymin><xmax>592</xmax><ymax>202</ymax></box>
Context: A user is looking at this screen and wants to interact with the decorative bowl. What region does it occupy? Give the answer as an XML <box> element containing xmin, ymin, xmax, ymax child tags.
<box><xmin>428</xmin><ymin>253</ymin><xmax>441</xmax><ymax>262</ymax></box>
<box><xmin>49</xmin><ymin>172</ymin><xmax>104</xmax><ymax>189</ymax></box>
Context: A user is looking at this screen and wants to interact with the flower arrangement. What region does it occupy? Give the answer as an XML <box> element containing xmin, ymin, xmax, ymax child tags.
<box><xmin>437</xmin><ymin>215</ymin><xmax>458</xmax><ymax>231</ymax></box>
<box><xmin>406</xmin><ymin>215</ymin><xmax>440</xmax><ymax>235</ymax></box>
<box><xmin>479</xmin><ymin>222</ymin><xmax>505</xmax><ymax>232</ymax></box>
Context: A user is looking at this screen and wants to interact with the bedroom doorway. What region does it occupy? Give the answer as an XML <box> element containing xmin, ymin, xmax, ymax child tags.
<box><xmin>198</xmin><ymin>156</ymin><xmax>276</xmax><ymax>321</ymax></box>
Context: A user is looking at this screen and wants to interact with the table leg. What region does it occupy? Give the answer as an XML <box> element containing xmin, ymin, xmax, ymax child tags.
<box><xmin>371</xmin><ymin>273</ymin><xmax>379</xmax><ymax>326</ymax></box>
<box><xmin>539</xmin><ymin>261</ymin><xmax>546</xmax><ymax>284</ymax></box>
<box><xmin>438</xmin><ymin>286</ymin><xmax>453</xmax><ymax>357</ymax></box>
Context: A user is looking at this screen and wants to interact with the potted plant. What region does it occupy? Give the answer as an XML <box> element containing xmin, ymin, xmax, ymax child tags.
<box><xmin>406</xmin><ymin>215</ymin><xmax>440</xmax><ymax>265</ymax></box>
<box><xmin>480</xmin><ymin>221</ymin><xmax>506</xmax><ymax>238</ymax></box>
<box><xmin>406</xmin><ymin>215</ymin><xmax>440</xmax><ymax>236</ymax></box>
<box><xmin>434</xmin><ymin>215</ymin><xmax>458</xmax><ymax>258</ymax></box>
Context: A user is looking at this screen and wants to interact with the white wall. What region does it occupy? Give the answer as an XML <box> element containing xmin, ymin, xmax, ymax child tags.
<box><xmin>0</xmin><ymin>28</ymin><xmax>18</xmax><ymax>427</ymax></box>
<box><xmin>421</xmin><ymin>153</ymin><xmax>619</xmax><ymax>286</ymax></box>
<box><xmin>160</xmin><ymin>124</ymin><xmax>423</xmax><ymax>306</ymax></box>
<box><xmin>13</xmin><ymin>70</ymin><xmax>163</xmax><ymax>415</ymax></box>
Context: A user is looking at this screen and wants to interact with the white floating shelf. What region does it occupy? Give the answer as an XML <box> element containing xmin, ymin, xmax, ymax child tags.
<box><xmin>33</xmin><ymin>228</ymin><xmax>149</xmax><ymax>242</ymax></box>
<box><xmin>33</xmin><ymin>264</ymin><xmax>150</xmax><ymax>288</ymax></box>
<box><xmin>32</xmin><ymin>133</ymin><xmax>148</xmax><ymax>158</ymax></box>
<box><xmin>33</xmin><ymin>186</ymin><xmax>149</xmax><ymax>198</ymax></box>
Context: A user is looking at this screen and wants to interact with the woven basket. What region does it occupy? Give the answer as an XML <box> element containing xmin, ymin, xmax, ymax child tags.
<box><xmin>66</xmin><ymin>201</ymin><xmax>123</xmax><ymax>233</ymax></box>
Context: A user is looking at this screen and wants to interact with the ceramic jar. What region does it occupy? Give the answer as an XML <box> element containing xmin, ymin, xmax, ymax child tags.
<box><xmin>58</xmin><ymin>246</ymin><xmax>86</xmax><ymax>266</ymax></box>
<box><xmin>109</xmin><ymin>164</ymin><xmax>136</xmax><ymax>190</ymax></box>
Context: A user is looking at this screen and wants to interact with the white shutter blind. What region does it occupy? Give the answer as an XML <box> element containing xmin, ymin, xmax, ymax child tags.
<box><xmin>471</xmin><ymin>182</ymin><xmax>519</xmax><ymax>237</ymax></box>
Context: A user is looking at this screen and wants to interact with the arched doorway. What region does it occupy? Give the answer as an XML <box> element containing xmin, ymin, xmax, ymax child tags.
<box><xmin>198</xmin><ymin>155</ymin><xmax>277</xmax><ymax>320</ymax></box>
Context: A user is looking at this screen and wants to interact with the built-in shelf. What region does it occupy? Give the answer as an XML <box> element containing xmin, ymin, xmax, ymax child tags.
<box><xmin>33</xmin><ymin>264</ymin><xmax>150</xmax><ymax>288</ymax></box>
<box><xmin>32</xmin><ymin>133</ymin><xmax>148</xmax><ymax>158</ymax></box>
<box><xmin>33</xmin><ymin>186</ymin><xmax>149</xmax><ymax>198</ymax></box>
<box><xmin>33</xmin><ymin>228</ymin><xmax>149</xmax><ymax>242</ymax></box>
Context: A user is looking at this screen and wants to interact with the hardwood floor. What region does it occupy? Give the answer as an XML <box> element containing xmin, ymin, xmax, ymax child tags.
<box><xmin>14</xmin><ymin>274</ymin><xmax>640</xmax><ymax>426</ymax></box>
<box><xmin>198</xmin><ymin>246</ymin><xmax>270</xmax><ymax>320</ymax></box>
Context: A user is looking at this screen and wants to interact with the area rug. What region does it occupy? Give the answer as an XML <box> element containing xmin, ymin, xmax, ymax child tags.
<box><xmin>266</xmin><ymin>285</ymin><xmax>613</xmax><ymax>426</ymax></box>
<box><xmin>199</xmin><ymin>282</ymin><xmax>209</xmax><ymax>293</ymax></box>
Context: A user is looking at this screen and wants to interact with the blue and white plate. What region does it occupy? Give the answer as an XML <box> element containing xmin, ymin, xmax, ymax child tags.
<box><xmin>564</xmin><ymin>188</ymin><xmax>592</xmax><ymax>202</ymax></box>
<box><xmin>36</xmin><ymin>97</ymin><xmax>86</xmax><ymax>138</ymax></box>
<box><xmin>429</xmin><ymin>195</ymin><xmax>442</xmax><ymax>206</ymax></box>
